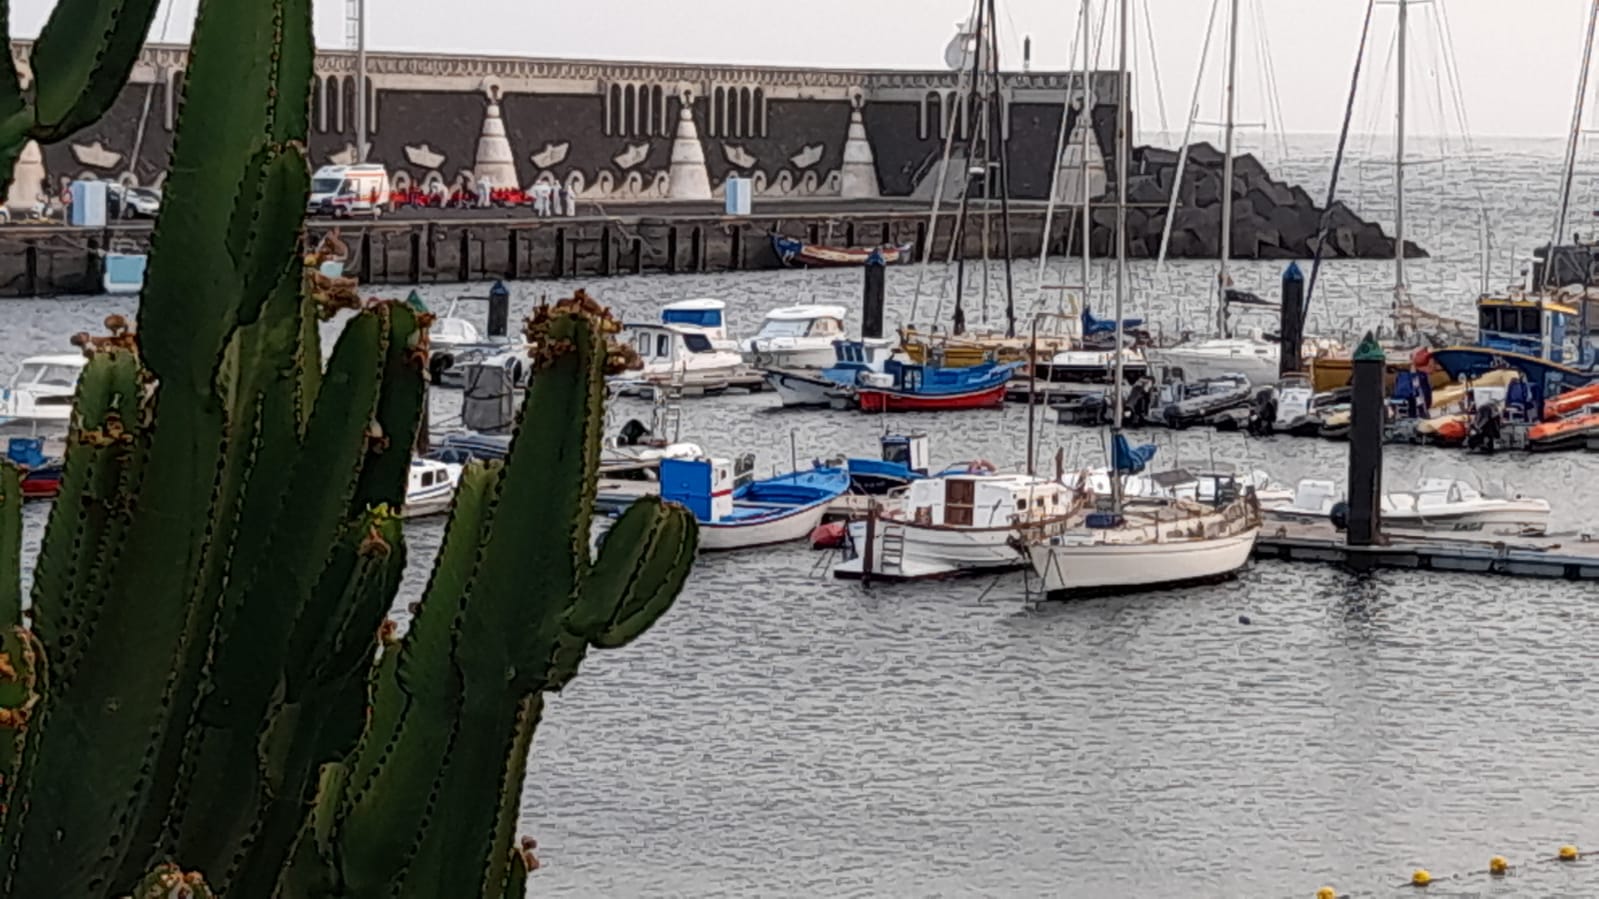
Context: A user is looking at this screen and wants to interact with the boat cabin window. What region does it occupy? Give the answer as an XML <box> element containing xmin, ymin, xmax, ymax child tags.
<box><xmin>810</xmin><ymin>318</ymin><xmax>843</xmax><ymax>336</ymax></box>
<box><xmin>882</xmin><ymin>441</ymin><xmax>911</xmax><ymax>465</ymax></box>
<box><xmin>681</xmin><ymin>334</ymin><xmax>714</xmax><ymax>354</ymax></box>
<box><xmin>656</xmin><ymin>334</ymin><xmax>672</xmax><ymax>357</ymax></box>
<box><xmin>1016</xmin><ymin>499</ymin><xmax>1026</xmax><ymax>511</ymax></box>
<box><xmin>419</xmin><ymin>471</ymin><xmax>434</xmax><ymax>487</ymax></box>
<box><xmin>1480</xmin><ymin>306</ymin><xmax>1542</xmax><ymax>336</ymax></box>
<box><xmin>17</xmin><ymin>363</ymin><xmax>80</xmax><ymax>387</ymax></box>
<box><xmin>754</xmin><ymin>319</ymin><xmax>809</xmax><ymax>339</ymax></box>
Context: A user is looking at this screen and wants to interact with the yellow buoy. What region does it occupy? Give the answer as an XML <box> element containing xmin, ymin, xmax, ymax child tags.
<box><xmin>1559</xmin><ymin>844</ymin><xmax>1580</xmax><ymax>862</ymax></box>
<box><xmin>1411</xmin><ymin>868</ymin><xmax>1432</xmax><ymax>887</ymax></box>
<box><xmin>1489</xmin><ymin>855</ymin><xmax>1509</xmax><ymax>876</ymax></box>
<box><xmin>1315</xmin><ymin>887</ymin><xmax>1337</xmax><ymax>899</ymax></box>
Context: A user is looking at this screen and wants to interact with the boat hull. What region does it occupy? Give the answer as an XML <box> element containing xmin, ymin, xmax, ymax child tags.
<box><xmin>771</xmin><ymin>234</ymin><xmax>912</xmax><ymax>267</ymax></box>
<box><xmin>1145</xmin><ymin>344</ymin><xmax>1279</xmax><ymax>387</ymax></box>
<box><xmin>699</xmin><ymin>501</ymin><xmax>831</xmax><ymax>551</ymax></box>
<box><xmin>747</xmin><ymin>345</ymin><xmax>838</xmax><ymax>370</ymax></box>
<box><xmin>1430</xmin><ymin>347</ymin><xmax>1599</xmax><ymax>392</ymax></box>
<box><xmin>764</xmin><ymin>369</ymin><xmax>844</xmax><ymax>407</ymax></box>
<box><xmin>855</xmin><ymin>382</ymin><xmax>1008</xmax><ymax>413</ymax></box>
<box><xmin>834</xmin><ymin>518</ymin><xmax>1062</xmax><ymax>581</ymax></box>
<box><xmin>1028</xmin><ymin>528</ymin><xmax>1259</xmax><ymax>597</ymax></box>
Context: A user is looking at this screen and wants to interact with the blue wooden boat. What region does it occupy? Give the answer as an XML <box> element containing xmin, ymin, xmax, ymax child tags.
<box><xmin>1430</xmin><ymin>294</ymin><xmax>1599</xmax><ymax>394</ymax></box>
<box><xmin>660</xmin><ymin>457</ymin><xmax>849</xmax><ymax>550</ymax></box>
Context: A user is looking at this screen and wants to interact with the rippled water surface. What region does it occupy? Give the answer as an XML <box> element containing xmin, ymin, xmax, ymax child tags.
<box><xmin>8</xmin><ymin>138</ymin><xmax>1599</xmax><ymax>897</ymax></box>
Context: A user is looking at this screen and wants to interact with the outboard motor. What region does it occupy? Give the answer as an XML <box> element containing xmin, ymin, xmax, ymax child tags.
<box><xmin>1465</xmin><ymin>400</ymin><xmax>1503</xmax><ymax>454</ymax></box>
<box><xmin>1125</xmin><ymin>379</ymin><xmax>1154</xmax><ymax>425</ymax></box>
<box><xmin>1247</xmin><ymin>387</ymin><xmax>1278</xmax><ymax>438</ymax></box>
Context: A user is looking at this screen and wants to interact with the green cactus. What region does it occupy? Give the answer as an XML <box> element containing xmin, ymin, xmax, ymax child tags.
<box><xmin>0</xmin><ymin>0</ymin><xmax>696</xmax><ymax>893</ymax></box>
<box><xmin>0</xmin><ymin>0</ymin><xmax>164</xmax><ymax>193</ymax></box>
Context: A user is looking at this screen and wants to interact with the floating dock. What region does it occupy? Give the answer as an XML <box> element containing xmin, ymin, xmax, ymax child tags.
<box><xmin>1254</xmin><ymin>520</ymin><xmax>1599</xmax><ymax>581</ymax></box>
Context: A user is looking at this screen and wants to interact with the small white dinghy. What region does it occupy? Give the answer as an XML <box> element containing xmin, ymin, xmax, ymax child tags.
<box><xmin>1265</xmin><ymin>476</ymin><xmax>1552</xmax><ymax>535</ymax></box>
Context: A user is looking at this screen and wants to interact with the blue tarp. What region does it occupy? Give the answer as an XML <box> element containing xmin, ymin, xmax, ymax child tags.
<box><xmin>1113</xmin><ymin>434</ymin><xmax>1157</xmax><ymax>474</ymax></box>
<box><xmin>1081</xmin><ymin>305</ymin><xmax>1145</xmax><ymax>336</ymax></box>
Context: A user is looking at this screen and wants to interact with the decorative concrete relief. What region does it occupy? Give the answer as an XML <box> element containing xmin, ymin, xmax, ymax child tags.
<box><xmin>789</xmin><ymin>144</ymin><xmax>824</xmax><ymax>170</ymax></box>
<box><xmin>567</xmin><ymin>169</ymin><xmax>671</xmax><ymax>201</ymax></box>
<box><xmin>614</xmin><ymin>143</ymin><xmax>651</xmax><ymax>171</ymax></box>
<box><xmin>472</xmin><ymin>83</ymin><xmax>519</xmax><ymax>188</ymax></box>
<box><xmin>667</xmin><ymin>91</ymin><xmax>712</xmax><ymax>200</ymax></box>
<box><xmin>4</xmin><ymin>140</ymin><xmax>46</xmax><ymax>214</ymax></box>
<box><xmin>530</xmin><ymin>142</ymin><xmax>570</xmax><ymax>169</ymax></box>
<box><xmin>70</xmin><ymin>141</ymin><xmax>122</xmax><ymax>170</ymax></box>
<box><xmin>327</xmin><ymin>143</ymin><xmax>359</xmax><ymax>166</ymax></box>
<box><xmin>722</xmin><ymin>143</ymin><xmax>756</xmax><ymax>169</ymax></box>
<box><xmin>405</xmin><ymin>143</ymin><xmax>446</xmax><ymax>169</ymax></box>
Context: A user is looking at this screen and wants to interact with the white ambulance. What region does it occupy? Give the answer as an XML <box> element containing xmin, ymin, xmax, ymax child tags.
<box><xmin>308</xmin><ymin>164</ymin><xmax>391</xmax><ymax>217</ymax></box>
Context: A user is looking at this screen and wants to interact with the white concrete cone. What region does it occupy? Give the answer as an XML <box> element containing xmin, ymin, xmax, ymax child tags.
<box><xmin>1056</xmin><ymin>101</ymin><xmax>1107</xmax><ymax>206</ymax></box>
<box><xmin>473</xmin><ymin>96</ymin><xmax>520</xmax><ymax>190</ymax></box>
<box><xmin>839</xmin><ymin>106</ymin><xmax>881</xmax><ymax>199</ymax></box>
<box><xmin>5</xmin><ymin>140</ymin><xmax>46</xmax><ymax>215</ymax></box>
<box><xmin>667</xmin><ymin>96</ymin><xmax>711</xmax><ymax>201</ymax></box>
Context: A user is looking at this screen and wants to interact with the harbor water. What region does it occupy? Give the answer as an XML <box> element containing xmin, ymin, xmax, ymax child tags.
<box><xmin>8</xmin><ymin>137</ymin><xmax>1599</xmax><ymax>896</ymax></box>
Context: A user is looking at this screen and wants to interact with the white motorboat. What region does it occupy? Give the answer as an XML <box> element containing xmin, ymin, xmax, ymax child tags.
<box><xmin>1145</xmin><ymin>336</ymin><xmax>1280</xmax><ymax>387</ymax></box>
<box><xmin>661</xmin><ymin>298</ymin><xmax>740</xmax><ymax>353</ymax></box>
<box><xmin>1271</xmin><ymin>373</ymin><xmax>1322</xmax><ymax>434</ymax></box>
<box><xmin>613</xmin><ymin>322</ymin><xmax>747</xmax><ymax>395</ymax></box>
<box><xmin>1033</xmin><ymin>346</ymin><xmax>1148</xmax><ymax>385</ymax></box>
<box><xmin>0</xmin><ymin>353</ymin><xmax>86</xmax><ymax>433</ymax></box>
<box><xmin>1069</xmin><ymin>464</ymin><xmax>1291</xmax><ymax>508</ymax></box>
<box><xmin>1027</xmin><ymin>496</ymin><xmax>1262</xmax><ymax>597</ymax></box>
<box><xmin>745</xmin><ymin>304</ymin><xmax>848</xmax><ymax>369</ymax></box>
<box><xmin>1265</xmin><ymin>476</ymin><xmax>1552</xmax><ymax>535</ymax></box>
<box><xmin>834</xmin><ymin>471</ymin><xmax>1074</xmax><ymax>581</ymax></box>
<box><xmin>402</xmin><ymin>457</ymin><xmax>462</xmax><ymax>519</ymax></box>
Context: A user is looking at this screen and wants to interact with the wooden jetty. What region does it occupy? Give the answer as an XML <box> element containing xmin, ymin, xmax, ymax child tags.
<box><xmin>1254</xmin><ymin>520</ymin><xmax>1599</xmax><ymax>581</ymax></box>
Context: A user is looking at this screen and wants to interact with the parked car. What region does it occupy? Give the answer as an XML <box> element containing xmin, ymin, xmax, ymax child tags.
<box><xmin>105</xmin><ymin>184</ymin><xmax>162</xmax><ymax>219</ymax></box>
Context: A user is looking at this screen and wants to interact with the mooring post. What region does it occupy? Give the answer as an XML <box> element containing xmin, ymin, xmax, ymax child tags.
<box><xmin>1279</xmin><ymin>261</ymin><xmax>1305</xmax><ymax>376</ymax></box>
<box><xmin>862</xmin><ymin>248</ymin><xmax>886</xmax><ymax>340</ymax></box>
<box><xmin>486</xmin><ymin>279</ymin><xmax>509</xmax><ymax>338</ymax></box>
<box><xmin>1347</xmin><ymin>332</ymin><xmax>1386</xmax><ymax>548</ymax></box>
<box><xmin>862</xmin><ymin>502</ymin><xmax>877</xmax><ymax>589</ymax></box>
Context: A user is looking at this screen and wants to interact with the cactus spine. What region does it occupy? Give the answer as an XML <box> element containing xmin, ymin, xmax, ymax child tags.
<box><xmin>0</xmin><ymin>0</ymin><xmax>697</xmax><ymax>894</ymax></box>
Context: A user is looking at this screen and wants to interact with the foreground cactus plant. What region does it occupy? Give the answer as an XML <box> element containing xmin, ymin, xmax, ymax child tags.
<box><xmin>1</xmin><ymin>0</ymin><xmax>164</xmax><ymax>192</ymax></box>
<box><xmin>0</xmin><ymin>0</ymin><xmax>697</xmax><ymax>895</ymax></box>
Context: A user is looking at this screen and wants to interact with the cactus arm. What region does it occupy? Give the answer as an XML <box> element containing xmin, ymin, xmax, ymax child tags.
<box><xmin>25</xmin><ymin>0</ymin><xmax>162</xmax><ymax>140</ymax></box>
<box><xmin>138</xmin><ymin>0</ymin><xmax>310</xmax><ymax>390</ymax></box>
<box><xmin>345</xmin><ymin>302</ymin><xmax>425</xmax><ymax>515</ymax></box>
<box><xmin>498</xmin><ymin>838</ymin><xmax>539</xmax><ymax>899</ymax></box>
<box><xmin>227</xmin><ymin>511</ymin><xmax>405</xmax><ymax>898</ymax></box>
<box><xmin>0</xmin><ymin>0</ymin><xmax>23</xmax><ymax>196</ymax></box>
<box><xmin>0</xmin><ymin>627</ymin><xmax>42</xmax><ymax>840</ymax></box>
<box><xmin>482</xmin><ymin>694</ymin><xmax>541</xmax><ymax>899</ymax></box>
<box><xmin>325</xmin><ymin>463</ymin><xmax>495</xmax><ymax>894</ymax></box>
<box><xmin>233</xmin><ymin>144</ymin><xmax>312</xmax><ymax>327</ymax></box>
<box><xmin>171</xmin><ymin>310</ymin><xmax>389</xmax><ymax>875</ymax></box>
<box><xmin>592</xmin><ymin>505</ymin><xmax>697</xmax><ymax>650</ymax></box>
<box><xmin>0</xmin><ymin>463</ymin><xmax>20</xmax><ymax>628</ymax></box>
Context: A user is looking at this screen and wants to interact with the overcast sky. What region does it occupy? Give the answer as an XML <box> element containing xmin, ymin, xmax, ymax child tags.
<box><xmin>8</xmin><ymin>0</ymin><xmax>1595</xmax><ymax>138</ymax></box>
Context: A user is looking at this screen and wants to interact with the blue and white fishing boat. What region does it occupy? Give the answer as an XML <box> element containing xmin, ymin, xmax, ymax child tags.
<box><xmin>764</xmin><ymin>337</ymin><xmax>893</xmax><ymax>407</ymax></box>
<box><xmin>660</xmin><ymin>457</ymin><xmax>849</xmax><ymax>550</ymax></box>
<box><xmin>844</xmin><ymin>433</ymin><xmax>932</xmax><ymax>495</ymax></box>
<box><xmin>1431</xmin><ymin>292</ymin><xmax>1599</xmax><ymax>394</ymax></box>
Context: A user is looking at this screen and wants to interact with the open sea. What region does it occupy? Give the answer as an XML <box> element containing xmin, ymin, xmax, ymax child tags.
<box><xmin>7</xmin><ymin>136</ymin><xmax>1599</xmax><ymax>897</ymax></box>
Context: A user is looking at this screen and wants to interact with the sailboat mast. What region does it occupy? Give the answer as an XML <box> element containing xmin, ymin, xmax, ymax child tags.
<box><xmin>1552</xmin><ymin>0</ymin><xmax>1599</xmax><ymax>282</ymax></box>
<box><xmin>1217</xmin><ymin>0</ymin><xmax>1239</xmax><ymax>338</ymax></box>
<box><xmin>1080</xmin><ymin>0</ymin><xmax>1095</xmax><ymax>316</ymax></box>
<box><xmin>1394</xmin><ymin>0</ymin><xmax>1408</xmax><ymax>296</ymax></box>
<box><xmin>1111</xmin><ymin>0</ymin><xmax>1129</xmax><ymax>513</ymax></box>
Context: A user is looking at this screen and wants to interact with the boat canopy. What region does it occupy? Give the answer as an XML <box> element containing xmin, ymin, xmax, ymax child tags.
<box><xmin>661</xmin><ymin>299</ymin><xmax>726</xmax><ymax>329</ymax></box>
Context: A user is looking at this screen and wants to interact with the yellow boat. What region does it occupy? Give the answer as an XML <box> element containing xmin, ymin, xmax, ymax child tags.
<box><xmin>1308</xmin><ymin>351</ymin><xmax>1454</xmax><ymax>393</ymax></box>
<box><xmin>898</xmin><ymin>326</ymin><xmax>1075</xmax><ymax>367</ymax></box>
<box><xmin>1320</xmin><ymin>368</ymin><xmax>1522</xmax><ymax>433</ymax></box>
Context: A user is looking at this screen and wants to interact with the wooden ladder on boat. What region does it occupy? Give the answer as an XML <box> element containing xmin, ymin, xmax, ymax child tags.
<box><xmin>878</xmin><ymin>522</ymin><xmax>906</xmax><ymax>575</ymax></box>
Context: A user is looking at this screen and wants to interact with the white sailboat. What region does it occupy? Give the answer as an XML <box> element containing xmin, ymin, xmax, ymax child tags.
<box><xmin>1025</xmin><ymin>0</ymin><xmax>1262</xmax><ymax>599</ymax></box>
